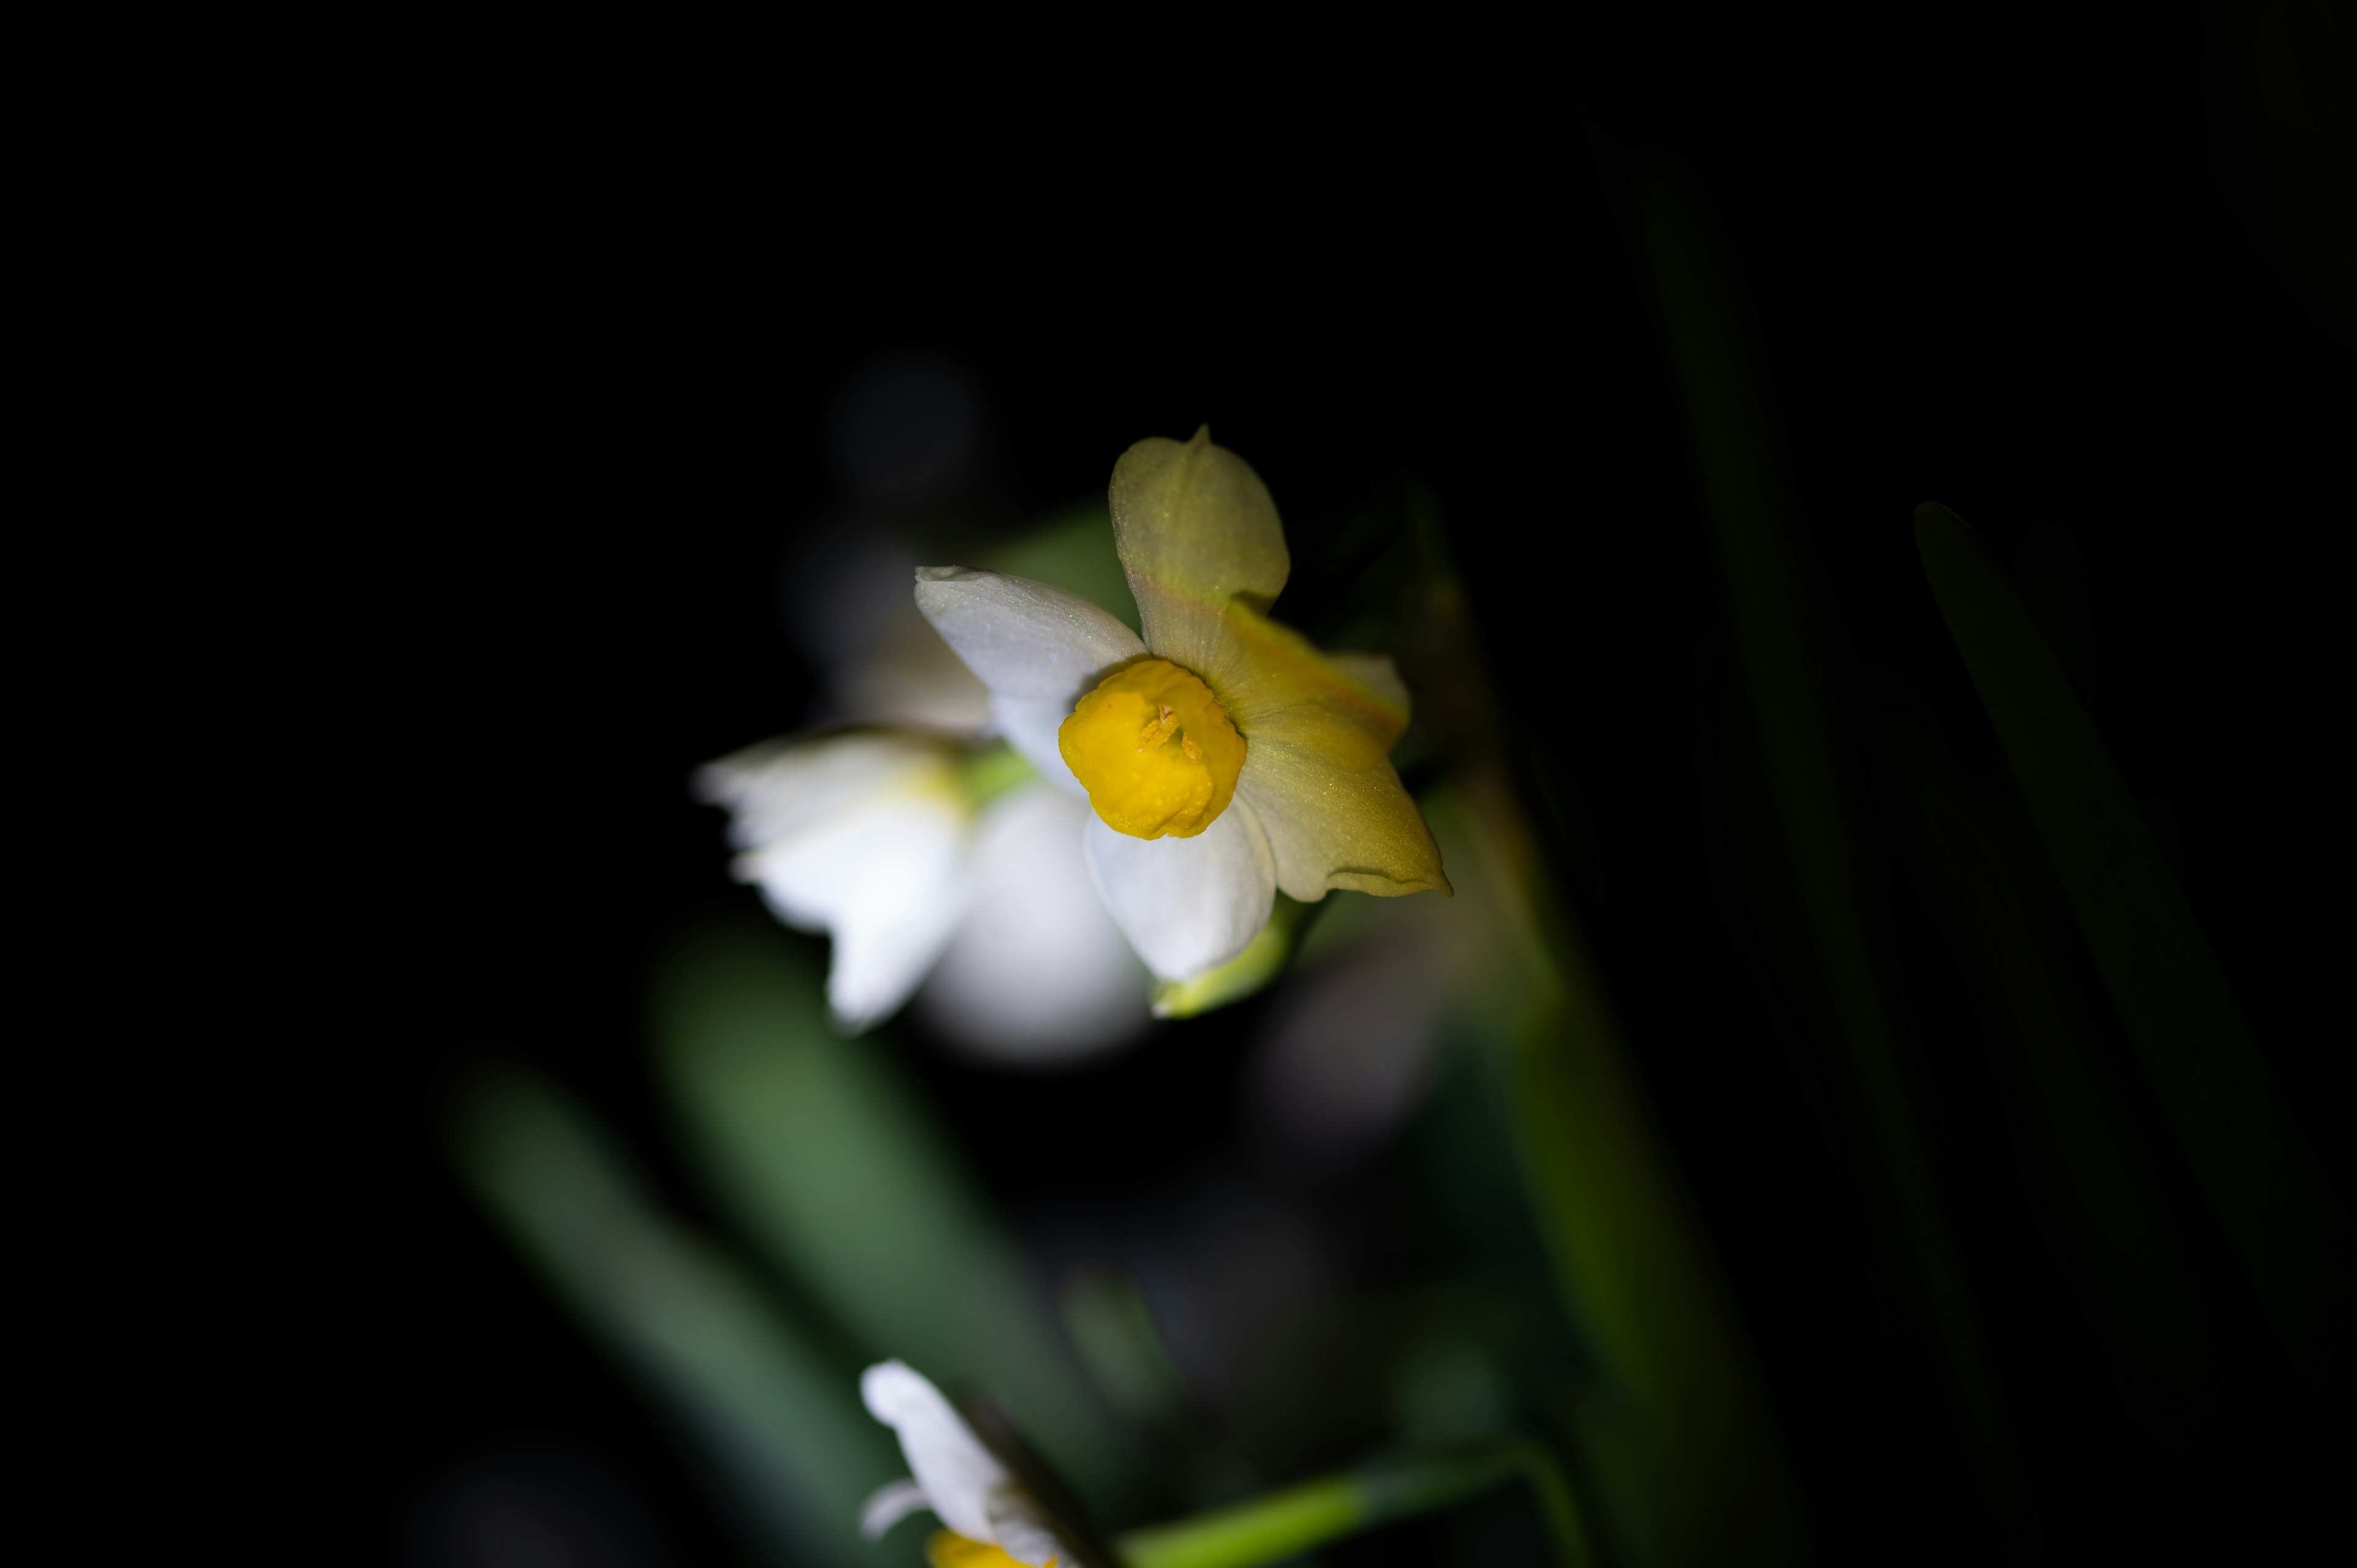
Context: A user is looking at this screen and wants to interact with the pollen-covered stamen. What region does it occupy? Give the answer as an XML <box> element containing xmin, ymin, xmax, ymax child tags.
<box><xmin>1059</xmin><ymin>658</ymin><xmax>1245</xmax><ymax>840</ymax></box>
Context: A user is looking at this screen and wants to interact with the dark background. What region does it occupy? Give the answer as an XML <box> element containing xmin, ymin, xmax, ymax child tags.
<box><xmin>306</xmin><ymin>1</ymin><xmax>2348</xmax><ymax>1561</ymax></box>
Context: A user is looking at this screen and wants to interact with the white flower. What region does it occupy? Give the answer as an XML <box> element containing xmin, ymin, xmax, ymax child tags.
<box><xmin>697</xmin><ymin>730</ymin><xmax>968</xmax><ymax>1031</ymax></box>
<box><xmin>697</xmin><ymin>732</ymin><xmax>1149</xmax><ymax>1053</ymax></box>
<box><xmin>916</xmin><ymin>428</ymin><xmax>1450</xmax><ymax>982</ymax></box>
<box><xmin>859</xmin><ymin>1359</ymin><xmax>1077</xmax><ymax>1568</ymax></box>
<box><xmin>911</xmin><ymin>781</ymin><xmax>1147</xmax><ymax>1058</ymax></box>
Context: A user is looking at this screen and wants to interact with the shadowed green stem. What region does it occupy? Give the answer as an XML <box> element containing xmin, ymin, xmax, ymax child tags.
<box><xmin>1399</xmin><ymin>488</ymin><xmax>1808</xmax><ymax>1567</ymax></box>
<box><xmin>1115</xmin><ymin>1439</ymin><xmax>1591</xmax><ymax>1568</ymax></box>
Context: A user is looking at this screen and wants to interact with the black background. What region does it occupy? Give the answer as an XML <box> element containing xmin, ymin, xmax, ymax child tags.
<box><xmin>285</xmin><ymin>2</ymin><xmax>2348</xmax><ymax>1561</ymax></box>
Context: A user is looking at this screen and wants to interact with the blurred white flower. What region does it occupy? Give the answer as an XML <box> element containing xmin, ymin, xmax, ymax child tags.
<box><xmin>914</xmin><ymin>782</ymin><xmax>1148</xmax><ymax>1061</ymax></box>
<box><xmin>697</xmin><ymin>732</ymin><xmax>1148</xmax><ymax>1056</ymax></box>
<box><xmin>697</xmin><ymin>732</ymin><xmax>972</xmax><ymax>1032</ymax></box>
<box><xmin>859</xmin><ymin>1359</ymin><xmax>1077</xmax><ymax>1568</ymax></box>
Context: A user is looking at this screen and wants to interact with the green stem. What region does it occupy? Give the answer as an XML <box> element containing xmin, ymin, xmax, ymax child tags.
<box><xmin>1113</xmin><ymin>1439</ymin><xmax>1592</xmax><ymax>1568</ymax></box>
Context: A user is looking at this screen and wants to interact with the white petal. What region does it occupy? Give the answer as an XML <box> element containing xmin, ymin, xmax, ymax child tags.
<box><xmin>695</xmin><ymin>732</ymin><xmax>951</xmax><ymax>852</ymax></box>
<box><xmin>915</xmin><ymin>566</ymin><xmax>1145</xmax><ymax>701</ymax></box>
<box><xmin>859</xmin><ymin>1478</ymin><xmax>933</xmax><ymax>1540</ymax></box>
<box><xmin>861</xmin><ymin>1361</ymin><xmax>1008</xmax><ymax>1546</ymax></box>
<box><xmin>1085</xmin><ymin>797</ymin><xmax>1276</xmax><ymax>981</ymax></box>
<box><xmin>988</xmin><ymin>1491</ymin><xmax>1078</xmax><ymax>1568</ymax></box>
<box><xmin>918</xmin><ymin>785</ymin><xmax>1151</xmax><ymax>1063</ymax></box>
<box><xmin>722</xmin><ymin>747</ymin><xmax>972</xmax><ymax>1030</ymax></box>
<box><xmin>989</xmin><ymin>693</ymin><xmax>1086</xmax><ymax>795</ymax></box>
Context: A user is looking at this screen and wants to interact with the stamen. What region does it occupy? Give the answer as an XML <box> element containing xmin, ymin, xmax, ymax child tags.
<box><xmin>1137</xmin><ymin>703</ymin><xmax>1180</xmax><ymax>750</ymax></box>
<box><xmin>1181</xmin><ymin>735</ymin><xmax>1204</xmax><ymax>760</ymax></box>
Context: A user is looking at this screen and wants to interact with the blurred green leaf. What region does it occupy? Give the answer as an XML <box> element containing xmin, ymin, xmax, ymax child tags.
<box><xmin>1430</xmin><ymin>788</ymin><xmax>1805</xmax><ymax>1568</ymax></box>
<box><xmin>453</xmin><ymin>1068</ymin><xmax>899</xmax><ymax>1568</ymax></box>
<box><xmin>1060</xmin><ymin>1268</ymin><xmax>1191</xmax><ymax>1430</ymax></box>
<box><xmin>650</xmin><ymin>922</ymin><xmax>1139</xmax><ymax>1513</ymax></box>
<box><xmin>1117</xmin><ymin>1439</ymin><xmax>1592</xmax><ymax>1568</ymax></box>
<box><xmin>984</xmin><ymin>501</ymin><xmax>1140</xmax><ymax>633</ymax></box>
<box><xmin>1641</xmin><ymin>168</ymin><xmax>2015</xmax><ymax>1527</ymax></box>
<box><xmin>1385</xmin><ymin>489</ymin><xmax>1806</xmax><ymax>1566</ymax></box>
<box><xmin>1914</xmin><ymin>501</ymin><xmax>2355</xmax><ymax>1426</ymax></box>
<box><xmin>1881</xmin><ymin>703</ymin><xmax>2245</xmax><ymax>1472</ymax></box>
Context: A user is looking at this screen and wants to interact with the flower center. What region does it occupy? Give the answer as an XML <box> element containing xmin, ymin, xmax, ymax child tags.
<box><xmin>1058</xmin><ymin>658</ymin><xmax>1244</xmax><ymax>840</ymax></box>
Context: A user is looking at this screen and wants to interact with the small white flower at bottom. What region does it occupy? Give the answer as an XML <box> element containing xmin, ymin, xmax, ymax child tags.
<box><xmin>859</xmin><ymin>1360</ymin><xmax>1076</xmax><ymax>1568</ymax></box>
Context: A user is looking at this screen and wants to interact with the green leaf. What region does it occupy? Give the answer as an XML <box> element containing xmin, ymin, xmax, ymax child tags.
<box><xmin>1914</xmin><ymin>501</ymin><xmax>2355</xmax><ymax>1419</ymax></box>
<box><xmin>649</xmin><ymin>922</ymin><xmax>1140</xmax><ymax>1513</ymax></box>
<box><xmin>1879</xmin><ymin>703</ymin><xmax>2243</xmax><ymax>1469</ymax></box>
<box><xmin>1642</xmin><ymin>168</ymin><xmax>2014</xmax><ymax>1517</ymax></box>
<box><xmin>1116</xmin><ymin>1440</ymin><xmax>1593</xmax><ymax>1568</ymax></box>
<box><xmin>453</xmin><ymin>1069</ymin><xmax>898</xmax><ymax>1568</ymax></box>
<box><xmin>1388</xmin><ymin>489</ymin><xmax>1808</xmax><ymax>1567</ymax></box>
<box><xmin>1417</xmin><ymin>781</ymin><xmax>1808</xmax><ymax>1568</ymax></box>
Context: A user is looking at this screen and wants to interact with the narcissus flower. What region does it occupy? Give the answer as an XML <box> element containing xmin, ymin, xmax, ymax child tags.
<box><xmin>916</xmin><ymin>429</ymin><xmax>1450</xmax><ymax>981</ymax></box>
<box><xmin>697</xmin><ymin>733</ymin><xmax>1147</xmax><ymax>1053</ymax></box>
<box><xmin>859</xmin><ymin>1360</ymin><xmax>1082</xmax><ymax>1568</ymax></box>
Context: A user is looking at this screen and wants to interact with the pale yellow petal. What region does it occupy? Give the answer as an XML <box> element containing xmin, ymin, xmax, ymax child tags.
<box><xmin>1217</xmin><ymin>605</ymin><xmax>1448</xmax><ymax>900</ymax></box>
<box><xmin>1109</xmin><ymin>428</ymin><xmax>1290</xmax><ymax>680</ymax></box>
<box><xmin>1214</xmin><ymin>605</ymin><xmax>1407</xmax><ymax>746</ymax></box>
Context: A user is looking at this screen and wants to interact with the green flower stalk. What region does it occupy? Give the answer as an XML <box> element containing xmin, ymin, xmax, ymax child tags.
<box><xmin>1117</xmin><ymin>1439</ymin><xmax>1592</xmax><ymax>1568</ymax></box>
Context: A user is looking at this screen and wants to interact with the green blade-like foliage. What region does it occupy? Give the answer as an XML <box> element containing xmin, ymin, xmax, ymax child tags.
<box><xmin>1388</xmin><ymin>491</ymin><xmax>1806</xmax><ymax>1567</ymax></box>
<box><xmin>1407</xmin><ymin>779</ymin><xmax>1804</xmax><ymax>1568</ymax></box>
<box><xmin>1117</xmin><ymin>1439</ymin><xmax>1592</xmax><ymax>1568</ymax></box>
<box><xmin>1880</xmin><ymin>703</ymin><xmax>2247</xmax><ymax>1475</ymax></box>
<box><xmin>1641</xmin><ymin>170</ymin><xmax>2015</xmax><ymax>1518</ymax></box>
<box><xmin>454</xmin><ymin>1069</ymin><xmax>899</xmax><ymax>1568</ymax></box>
<box><xmin>649</xmin><ymin>922</ymin><xmax>1137</xmax><ymax>1513</ymax></box>
<box><xmin>1914</xmin><ymin>501</ymin><xmax>2355</xmax><ymax>1431</ymax></box>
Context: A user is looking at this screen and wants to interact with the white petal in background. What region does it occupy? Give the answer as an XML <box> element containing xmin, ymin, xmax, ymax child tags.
<box><xmin>918</xmin><ymin>785</ymin><xmax>1151</xmax><ymax>1064</ymax></box>
<box><xmin>719</xmin><ymin>741</ymin><xmax>972</xmax><ymax>1030</ymax></box>
<box><xmin>1085</xmin><ymin>799</ymin><xmax>1277</xmax><ymax>982</ymax></box>
<box><xmin>696</xmin><ymin>732</ymin><xmax>948</xmax><ymax>854</ymax></box>
<box><xmin>781</xmin><ymin>531</ymin><xmax>993</xmax><ymax>733</ymax></box>
<box><xmin>830</xmin><ymin>603</ymin><xmax>991</xmax><ymax>733</ymax></box>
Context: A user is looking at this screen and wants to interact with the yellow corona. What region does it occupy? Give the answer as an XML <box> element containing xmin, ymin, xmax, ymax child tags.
<box><xmin>1057</xmin><ymin>658</ymin><xmax>1245</xmax><ymax>839</ymax></box>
